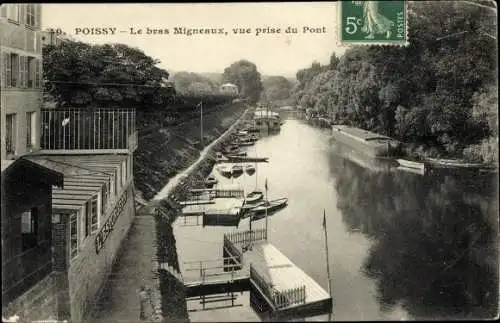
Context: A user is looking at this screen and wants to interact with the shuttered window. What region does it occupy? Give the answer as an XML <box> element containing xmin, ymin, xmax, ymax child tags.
<box><xmin>10</xmin><ymin>53</ymin><xmax>20</xmax><ymax>87</ymax></box>
<box><xmin>26</xmin><ymin>4</ymin><xmax>36</xmax><ymax>27</ymax></box>
<box><xmin>19</xmin><ymin>56</ymin><xmax>27</xmax><ymax>88</ymax></box>
<box><xmin>3</xmin><ymin>53</ymin><xmax>11</xmax><ymax>87</ymax></box>
<box><xmin>0</xmin><ymin>4</ymin><xmax>7</xmax><ymax>18</ymax></box>
<box><xmin>6</xmin><ymin>4</ymin><xmax>19</xmax><ymax>22</ymax></box>
<box><xmin>27</xmin><ymin>57</ymin><xmax>35</xmax><ymax>88</ymax></box>
<box><xmin>34</xmin><ymin>59</ymin><xmax>41</xmax><ymax>88</ymax></box>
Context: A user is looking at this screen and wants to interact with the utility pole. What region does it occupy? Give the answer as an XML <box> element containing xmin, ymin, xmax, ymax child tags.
<box><xmin>200</xmin><ymin>101</ymin><xmax>204</xmax><ymax>148</ymax></box>
<box><xmin>322</xmin><ymin>210</ymin><xmax>332</xmax><ymax>297</ymax></box>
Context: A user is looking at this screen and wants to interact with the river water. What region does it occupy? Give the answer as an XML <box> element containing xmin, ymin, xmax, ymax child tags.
<box><xmin>173</xmin><ymin>119</ymin><xmax>498</xmax><ymax>321</ymax></box>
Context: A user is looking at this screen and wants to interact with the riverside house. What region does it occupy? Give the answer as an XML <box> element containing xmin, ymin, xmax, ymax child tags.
<box><xmin>1</xmin><ymin>4</ymin><xmax>139</xmax><ymax>322</ymax></box>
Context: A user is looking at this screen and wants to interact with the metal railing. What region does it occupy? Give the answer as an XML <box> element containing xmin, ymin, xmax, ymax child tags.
<box><xmin>224</xmin><ymin>228</ymin><xmax>267</xmax><ymax>245</ymax></box>
<box><xmin>272</xmin><ymin>286</ymin><xmax>307</xmax><ymax>309</ymax></box>
<box><xmin>40</xmin><ymin>108</ymin><xmax>137</xmax><ymax>152</ymax></box>
<box><xmin>183</xmin><ymin>256</ymin><xmax>246</xmax><ymax>284</ymax></box>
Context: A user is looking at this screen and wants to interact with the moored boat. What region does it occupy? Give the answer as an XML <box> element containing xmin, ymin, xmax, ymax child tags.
<box><xmin>225</xmin><ymin>156</ymin><xmax>268</xmax><ymax>163</ymax></box>
<box><xmin>231</xmin><ymin>164</ymin><xmax>244</xmax><ymax>176</ymax></box>
<box><xmin>245</xmin><ymin>190</ymin><xmax>263</xmax><ymax>204</ymax></box>
<box><xmin>217</xmin><ymin>164</ymin><xmax>232</xmax><ymax>177</ymax></box>
<box><xmin>424</xmin><ymin>157</ymin><xmax>488</xmax><ymax>169</ymax></box>
<box><xmin>204</xmin><ymin>175</ymin><xmax>218</xmax><ymax>187</ymax></box>
<box><xmin>245</xmin><ymin>164</ymin><xmax>256</xmax><ymax>174</ymax></box>
<box><xmin>331</xmin><ymin>125</ymin><xmax>403</xmax><ymax>157</ymax></box>
<box><xmin>226</xmin><ymin>151</ymin><xmax>247</xmax><ymax>157</ymax></box>
<box><xmin>397</xmin><ymin>159</ymin><xmax>425</xmax><ymax>171</ymax></box>
<box><xmin>249</xmin><ymin>197</ymin><xmax>288</xmax><ymax>217</ymax></box>
<box><xmin>223</xmin><ymin>144</ymin><xmax>241</xmax><ymax>155</ymax></box>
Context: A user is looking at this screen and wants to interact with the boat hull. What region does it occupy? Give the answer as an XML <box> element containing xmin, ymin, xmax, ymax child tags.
<box><xmin>331</xmin><ymin>125</ymin><xmax>402</xmax><ymax>157</ymax></box>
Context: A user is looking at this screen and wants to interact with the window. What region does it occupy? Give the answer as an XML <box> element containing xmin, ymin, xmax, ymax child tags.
<box><xmin>9</xmin><ymin>53</ymin><xmax>20</xmax><ymax>87</ymax></box>
<box><xmin>19</xmin><ymin>56</ymin><xmax>27</xmax><ymax>88</ymax></box>
<box><xmin>34</xmin><ymin>59</ymin><xmax>41</xmax><ymax>88</ymax></box>
<box><xmin>102</xmin><ymin>180</ymin><xmax>109</xmax><ymax>213</ymax></box>
<box><xmin>27</xmin><ymin>57</ymin><xmax>35</xmax><ymax>88</ymax></box>
<box><xmin>6</xmin><ymin>4</ymin><xmax>19</xmax><ymax>22</ymax></box>
<box><xmin>6</xmin><ymin>114</ymin><xmax>17</xmax><ymax>155</ymax></box>
<box><xmin>26</xmin><ymin>112</ymin><xmax>36</xmax><ymax>149</ymax></box>
<box><xmin>70</xmin><ymin>212</ymin><xmax>78</xmax><ymax>258</ymax></box>
<box><xmin>91</xmin><ymin>195</ymin><xmax>98</xmax><ymax>232</ymax></box>
<box><xmin>121</xmin><ymin>160</ymin><xmax>126</xmax><ymax>186</ymax></box>
<box><xmin>21</xmin><ymin>208</ymin><xmax>38</xmax><ymax>251</ymax></box>
<box><xmin>26</xmin><ymin>4</ymin><xmax>36</xmax><ymax>27</ymax></box>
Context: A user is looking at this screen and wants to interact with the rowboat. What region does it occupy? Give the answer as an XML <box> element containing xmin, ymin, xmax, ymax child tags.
<box><xmin>204</xmin><ymin>175</ymin><xmax>218</xmax><ymax>187</ymax></box>
<box><xmin>250</xmin><ymin>197</ymin><xmax>288</xmax><ymax>217</ymax></box>
<box><xmin>233</xmin><ymin>139</ymin><xmax>254</xmax><ymax>147</ymax></box>
<box><xmin>225</xmin><ymin>156</ymin><xmax>268</xmax><ymax>163</ymax></box>
<box><xmin>223</xmin><ymin>145</ymin><xmax>241</xmax><ymax>155</ymax></box>
<box><xmin>245</xmin><ymin>164</ymin><xmax>256</xmax><ymax>174</ymax></box>
<box><xmin>397</xmin><ymin>159</ymin><xmax>425</xmax><ymax>172</ymax></box>
<box><xmin>232</xmin><ymin>164</ymin><xmax>244</xmax><ymax>176</ymax></box>
<box><xmin>217</xmin><ymin>165</ymin><xmax>232</xmax><ymax>177</ymax></box>
<box><xmin>245</xmin><ymin>190</ymin><xmax>263</xmax><ymax>204</ymax></box>
<box><xmin>425</xmin><ymin>157</ymin><xmax>487</xmax><ymax>169</ymax></box>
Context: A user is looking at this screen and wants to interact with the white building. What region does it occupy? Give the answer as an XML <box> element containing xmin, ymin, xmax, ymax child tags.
<box><xmin>219</xmin><ymin>83</ymin><xmax>238</xmax><ymax>95</ymax></box>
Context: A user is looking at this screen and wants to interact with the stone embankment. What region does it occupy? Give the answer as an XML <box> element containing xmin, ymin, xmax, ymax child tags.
<box><xmin>134</xmin><ymin>103</ymin><xmax>255</xmax><ymax>322</ymax></box>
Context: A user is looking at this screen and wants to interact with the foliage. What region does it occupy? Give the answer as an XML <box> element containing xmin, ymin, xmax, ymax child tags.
<box><xmin>170</xmin><ymin>71</ymin><xmax>217</xmax><ymax>96</ymax></box>
<box><xmin>261</xmin><ymin>75</ymin><xmax>293</xmax><ymax>103</ymax></box>
<box><xmin>293</xmin><ymin>1</ymin><xmax>497</xmax><ymax>161</ymax></box>
<box><xmin>222</xmin><ymin>59</ymin><xmax>263</xmax><ymax>103</ymax></box>
<box><xmin>43</xmin><ymin>41</ymin><xmax>174</xmax><ymax>109</ymax></box>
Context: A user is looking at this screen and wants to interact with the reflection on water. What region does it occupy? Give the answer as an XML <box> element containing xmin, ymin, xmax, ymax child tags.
<box><xmin>330</xmin><ymin>142</ymin><xmax>499</xmax><ymax>320</ymax></box>
<box><xmin>174</xmin><ymin>119</ymin><xmax>498</xmax><ymax>321</ymax></box>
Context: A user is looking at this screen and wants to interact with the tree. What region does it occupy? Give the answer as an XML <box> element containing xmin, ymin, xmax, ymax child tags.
<box><xmin>261</xmin><ymin>76</ymin><xmax>293</xmax><ymax>102</ymax></box>
<box><xmin>222</xmin><ymin>60</ymin><xmax>263</xmax><ymax>103</ymax></box>
<box><xmin>290</xmin><ymin>1</ymin><xmax>497</xmax><ymax>160</ymax></box>
<box><xmin>43</xmin><ymin>41</ymin><xmax>171</xmax><ymax>109</ymax></box>
<box><xmin>171</xmin><ymin>71</ymin><xmax>216</xmax><ymax>94</ymax></box>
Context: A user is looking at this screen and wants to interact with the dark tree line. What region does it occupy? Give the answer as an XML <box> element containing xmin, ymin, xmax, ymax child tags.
<box><xmin>294</xmin><ymin>1</ymin><xmax>497</xmax><ymax>162</ymax></box>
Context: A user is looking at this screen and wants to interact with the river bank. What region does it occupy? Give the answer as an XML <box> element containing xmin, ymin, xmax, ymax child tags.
<box><xmin>134</xmin><ymin>104</ymin><xmax>255</xmax><ymax>321</ymax></box>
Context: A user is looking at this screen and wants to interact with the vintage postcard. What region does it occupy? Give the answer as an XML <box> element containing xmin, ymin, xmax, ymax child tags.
<box><xmin>1</xmin><ymin>1</ymin><xmax>498</xmax><ymax>322</ymax></box>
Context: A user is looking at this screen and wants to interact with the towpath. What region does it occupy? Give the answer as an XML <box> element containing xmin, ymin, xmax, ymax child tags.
<box><xmin>86</xmin><ymin>108</ymin><xmax>250</xmax><ymax>322</ymax></box>
<box><xmin>152</xmin><ymin>108</ymin><xmax>250</xmax><ymax>202</ymax></box>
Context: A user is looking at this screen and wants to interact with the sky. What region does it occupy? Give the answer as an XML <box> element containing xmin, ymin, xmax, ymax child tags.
<box><xmin>41</xmin><ymin>3</ymin><xmax>347</xmax><ymax>78</ymax></box>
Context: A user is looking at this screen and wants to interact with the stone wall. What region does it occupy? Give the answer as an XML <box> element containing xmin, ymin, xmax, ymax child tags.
<box><xmin>1</xmin><ymin>273</ymin><xmax>58</xmax><ymax>323</ymax></box>
<box><xmin>67</xmin><ymin>182</ymin><xmax>136</xmax><ymax>322</ymax></box>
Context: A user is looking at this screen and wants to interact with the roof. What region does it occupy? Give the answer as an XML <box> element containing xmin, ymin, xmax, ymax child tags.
<box><xmin>221</xmin><ymin>83</ymin><xmax>238</xmax><ymax>87</ymax></box>
<box><xmin>1</xmin><ymin>157</ymin><xmax>64</xmax><ymax>187</ymax></box>
<box><xmin>333</xmin><ymin>125</ymin><xmax>396</xmax><ymax>142</ymax></box>
<box><xmin>25</xmin><ymin>154</ymin><xmax>127</xmax><ymax>209</ymax></box>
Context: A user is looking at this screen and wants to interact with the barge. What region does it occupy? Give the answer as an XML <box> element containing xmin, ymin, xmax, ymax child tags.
<box><xmin>331</xmin><ymin>125</ymin><xmax>403</xmax><ymax>157</ymax></box>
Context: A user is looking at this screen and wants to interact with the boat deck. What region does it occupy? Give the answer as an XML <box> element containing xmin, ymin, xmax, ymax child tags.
<box><xmin>181</xmin><ymin>197</ymin><xmax>244</xmax><ymax>216</ymax></box>
<box><xmin>244</xmin><ymin>242</ymin><xmax>331</xmax><ymax>309</ymax></box>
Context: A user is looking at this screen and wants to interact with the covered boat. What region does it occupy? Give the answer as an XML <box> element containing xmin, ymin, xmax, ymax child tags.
<box><xmin>331</xmin><ymin>125</ymin><xmax>403</xmax><ymax>157</ymax></box>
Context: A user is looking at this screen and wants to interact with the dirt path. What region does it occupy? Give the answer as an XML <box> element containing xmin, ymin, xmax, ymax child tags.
<box><xmin>151</xmin><ymin>108</ymin><xmax>250</xmax><ymax>203</ymax></box>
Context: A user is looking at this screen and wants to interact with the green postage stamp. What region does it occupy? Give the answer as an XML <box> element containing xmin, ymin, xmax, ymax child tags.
<box><xmin>340</xmin><ymin>1</ymin><xmax>408</xmax><ymax>46</ymax></box>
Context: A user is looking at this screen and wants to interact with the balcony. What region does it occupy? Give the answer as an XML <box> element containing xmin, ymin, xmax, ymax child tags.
<box><xmin>40</xmin><ymin>108</ymin><xmax>137</xmax><ymax>154</ymax></box>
